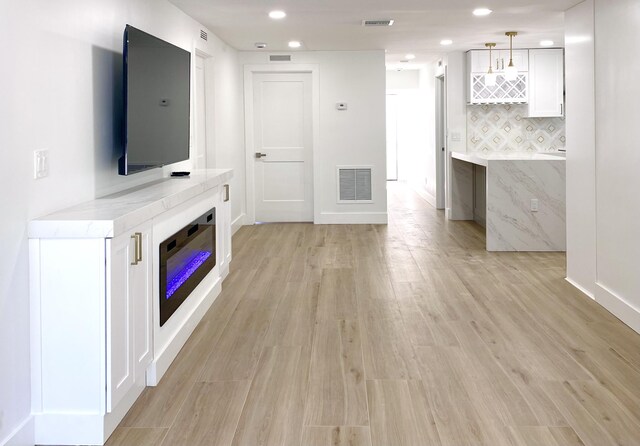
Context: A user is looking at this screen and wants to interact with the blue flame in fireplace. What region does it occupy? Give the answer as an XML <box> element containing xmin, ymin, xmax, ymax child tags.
<box><xmin>166</xmin><ymin>251</ymin><xmax>212</xmax><ymax>299</ymax></box>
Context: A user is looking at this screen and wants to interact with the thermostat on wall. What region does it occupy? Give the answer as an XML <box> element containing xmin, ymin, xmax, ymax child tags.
<box><xmin>336</xmin><ymin>102</ymin><xmax>348</xmax><ymax>110</ymax></box>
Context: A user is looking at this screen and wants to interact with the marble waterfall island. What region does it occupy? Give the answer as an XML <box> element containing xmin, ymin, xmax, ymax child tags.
<box><xmin>450</xmin><ymin>152</ymin><xmax>565</xmax><ymax>251</ymax></box>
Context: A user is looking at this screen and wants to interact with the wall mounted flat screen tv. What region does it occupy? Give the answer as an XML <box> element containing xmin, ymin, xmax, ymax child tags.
<box><xmin>119</xmin><ymin>25</ymin><xmax>191</xmax><ymax>175</ymax></box>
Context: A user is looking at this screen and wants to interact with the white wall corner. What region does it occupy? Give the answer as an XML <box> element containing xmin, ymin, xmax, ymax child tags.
<box><xmin>565</xmin><ymin>277</ymin><xmax>595</xmax><ymax>300</ymax></box>
<box><xmin>595</xmin><ymin>283</ymin><xmax>640</xmax><ymax>336</ymax></box>
<box><xmin>0</xmin><ymin>415</ymin><xmax>34</xmax><ymax>446</ymax></box>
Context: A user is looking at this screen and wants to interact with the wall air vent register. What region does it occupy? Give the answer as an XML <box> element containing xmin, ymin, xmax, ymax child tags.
<box><xmin>338</xmin><ymin>167</ymin><xmax>373</xmax><ymax>203</ymax></box>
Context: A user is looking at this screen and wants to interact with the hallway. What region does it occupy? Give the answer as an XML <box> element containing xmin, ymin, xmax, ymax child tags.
<box><xmin>109</xmin><ymin>182</ymin><xmax>640</xmax><ymax>446</ymax></box>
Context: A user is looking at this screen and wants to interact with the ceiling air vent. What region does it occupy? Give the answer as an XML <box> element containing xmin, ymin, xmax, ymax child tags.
<box><xmin>338</xmin><ymin>167</ymin><xmax>373</xmax><ymax>202</ymax></box>
<box><xmin>270</xmin><ymin>55</ymin><xmax>292</xmax><ymax>62</ymax></box>
<box><xmin>200</xmin><ymin>30</ymin><xmax>208</xmax><ymax>41</ymax></box>
<box><xmin>362</xmin><ymin>19</ymin><xmax>394</xmax><ymax>27</ymax></box>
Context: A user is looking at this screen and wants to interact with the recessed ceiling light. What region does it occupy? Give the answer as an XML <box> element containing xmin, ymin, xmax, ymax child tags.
<box><xmin>288</xmin><ymin>40</ymin><xmax>302</xmax><ymax>48</ymax></box>
<box><xmin>268</xmin><ymin>10</ymin><xmax>286</xmax><ymax>19</ymax></box>
<box><xmin>405</xmin><ymin>54</ymin><xmax>416</xmax><ymax>60</ymax></box>
<box><xmin>540</xmin><ymin>40</ymin><xmax>554</xmax><ymax>46</ymax></box>
<box><xmin>440</xmin><ymin>39</ymin><xmax>453</xmax><ymax>46</ymax></box>
<box><xmin>473</xmin><ymin>8</ymin><xmax>492</xmax><ymax>16</ymax></box>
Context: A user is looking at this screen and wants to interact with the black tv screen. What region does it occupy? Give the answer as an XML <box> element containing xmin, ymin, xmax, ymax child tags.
<box><xmin>119</xmin><ymin>25</ymin><xmax>191</xmax><ymax>175</ymax></box>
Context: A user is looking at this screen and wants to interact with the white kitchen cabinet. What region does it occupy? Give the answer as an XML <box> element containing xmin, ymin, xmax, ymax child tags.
<box><xmin>468</xmin><ymin>49</ymin><xmax>528</xmax><ymax>73</ymax></box>
<box><xmin>528</xmin><ymin>49</ymin><xmax>564</xmax><ymax>117</ymax></box>
<box><xmin>466</xmin><ymin>50</ymin><xmax>529</xmax><ymax>104</ymax></box>
<box><xmin>106</xmin><ymin>221</ymin><xmax>152</xmax><ymax>412</ymax></box>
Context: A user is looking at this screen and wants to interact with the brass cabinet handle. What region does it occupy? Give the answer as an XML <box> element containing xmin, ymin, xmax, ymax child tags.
<box><xmin>224</xmin><ymin>184</ymin><xmax>230</xmax><ymax>202</ymax></box>
<box><xmin>131</xmin><ymin>232</ymin><xmax>143</xmax><ymax>265</ymax></box>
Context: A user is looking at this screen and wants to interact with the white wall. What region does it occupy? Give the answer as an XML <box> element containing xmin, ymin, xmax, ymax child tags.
<box><xmin>565</xmin><ymin>0</ymin><xmax>596</xmax><ymax>297</ymax></box>
<box><xmin>442</xmin><ymin>52</ymin><xmax>468</xmax><ymax>215</ymax></box>
<box><xmin>239</xmin><ymin>51</ymin><xmax>387</xmax><ymax>224</ymax></box>
<box><xmin>211</xmin><ymin>47</ymin><xmax>246</xmax><ymax>230</ymax></box>
<box><xmin>0</xmin><ymin>2</ymin><xmax>243</xmax><ymax>444</ymax></box>
<box><xmin>385</xmin><ymin>67</ymin><xmax>437</xmax><ymax>205</ymax></box>
<box><xmin>591</xmin><ymin>0</ymin><xmax>640</xmax><ymax>332</ymax></box>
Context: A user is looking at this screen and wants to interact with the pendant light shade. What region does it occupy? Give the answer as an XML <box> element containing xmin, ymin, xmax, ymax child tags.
<box><xmin>504</xmin><ymin>32</ymin><xmax>518</xmax><ymax>81</ymax></box>
<box><xmin>484</xmin><ymin>43</ymin><xmax>497</xmax><ymax>86</ymax></box>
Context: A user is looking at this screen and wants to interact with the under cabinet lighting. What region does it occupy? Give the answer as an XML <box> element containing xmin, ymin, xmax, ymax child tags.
<box><xmin>288</xmin><ymin>40</ymin><xmax>302</xmax><ymax>48</ymax></box>
<box><xmin>405</xmin><ymin>54</ymin><xmax>416</xmax><ymax>60</ymax></box>
<box><xmin>540</xmin><ymin>40</ymin><xmax>554</xmax><ymax>47</ymax></box>
<box><xmin>440</xmin><ymin>39</ymin><xmax>453</xmax><ymax>46</ymax></box>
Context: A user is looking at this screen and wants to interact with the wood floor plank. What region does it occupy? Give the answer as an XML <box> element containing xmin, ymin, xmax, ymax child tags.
<box><xmin>540</xmin><ymin>381</ymin><xmax>618</xmax><ymax>446</ymax></box>
<box><xmin>305</xmin><ymin>319</ymin><xmax>368</xmax><ymax>426</ymax></box>
<box><xmin>302</xmin><ymin>427</ymin><xmax>372</xmax><ymax>446</ymax></box>
<box><xmin>231</xmin><ymin>346</ymin><xmax>310</xmax><ymax>446</ymax></box>
<box><xmin>264</xmin><ymin>281</ymin><xmax>319</xmax><ymax>347</ymax></box>
<box><xmin>359</xmin><ymin>312</ymin><xmax>421</xmax><ymax>380</ymax></box>
<box><xmin>316</xmin><ymin>268</ymin><xmax>358</xmax><ymax>320</ymax></box>
<box><xmin>367</xmin><ymin>380</ymin><xmax>441</xmax><ymax>446</ymax></box>
<box><xmin>105</xmin><ymin>428</ymin><xmax>168</xmax><ymax>446</ymax></box>
<box><xmin>161</xmin><ymin>381</ymin><xmax>250</xmax><ymax>446</ymax></box>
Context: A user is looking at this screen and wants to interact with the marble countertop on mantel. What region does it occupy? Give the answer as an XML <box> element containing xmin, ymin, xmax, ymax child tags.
<box><xmin>451</xmin><ymin>151</ymin><xmax>566</xmax><ymax>167</ymax></box>
<box><xmin>29</xmin><ymin>169</ymin><xmax>233</xmax><ymax>239</ymax></box>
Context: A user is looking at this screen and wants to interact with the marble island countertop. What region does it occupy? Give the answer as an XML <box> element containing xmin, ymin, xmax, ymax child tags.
<box><xmin>451</xmin><ymin>151</ymin><xmax>565</xmax><ymax>167</ymax></box>
<box><xmin>29</xmin><ymin>169</ymin><xmax>233</xmax><ymax>239</ymax></box>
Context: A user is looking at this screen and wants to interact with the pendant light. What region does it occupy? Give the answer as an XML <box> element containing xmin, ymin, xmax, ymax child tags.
<box><xmin>484</xmin><ymin>43</ymin><xmax>497</xmax><ymax>87</ymax></box>
<box><xmin>504</xmin><ymin>31</ymin><xmax>518</xmax><ymax>81</ymax></box>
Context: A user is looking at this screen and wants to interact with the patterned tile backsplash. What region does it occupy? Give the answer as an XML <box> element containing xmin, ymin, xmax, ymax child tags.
<box><xmin>467</xmin><ymin>104</ymin><xmax>565</xmax><ymax>153</ymax></box>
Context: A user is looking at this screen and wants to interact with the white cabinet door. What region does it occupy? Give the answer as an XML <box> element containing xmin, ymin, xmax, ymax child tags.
<box><xmin>222</xmin><ymin>184</ymin><xmax>232</xmax><ymax>267</ymax></box>
<box><xmin>528</xmin><ymin>49</ymin><xmax>564</xmax><ymax>117</ymax></box>
<box><xmin>469</xmin><ymin>50</ymin><xmax>492</xmax><ymax>73</ymax></box>
<box><xmin>106</xmin><ymin>221</ymin><xmax>152</xmax><ymax>411</ymax></box>
<box><xmin>498</xmin><ymin>49</ymin><xmax>528</xmax><ymax>72</ymax></box>
<box><xmin>106</xmin><ymin>233</ymin><xmax>135</xmax><ymax>412</ymax></box>
<box><xmin>130</xmin><ymin>222</ymin><xmax>153</xmax><ymax>384</ymax></box>
<box><xmin>467</xmin><ymin>50</ymin><xmax>529</xmax><ymax>73</ymax></box>
<box><xmin>217</xmin><ymin>184</ymin><xmax>232</xmax><ymax>276</ymax></box>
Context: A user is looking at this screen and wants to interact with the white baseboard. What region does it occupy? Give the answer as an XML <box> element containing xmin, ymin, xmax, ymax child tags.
<box><xmin>0</xmin><ymin>416</ymin><xmax>34</xmax><ymax>446</ymax></box>
<box><xmin>316</xmin><ymin>212</ymin><xmax>388</xmax><ymax>225</ymax></box>
<box><xmin>595</xmin><ymin>282</ymin><xmax>640</xmax><ymax>335</ymax></box>
<box><xmin>231</xmin><ymin>213</ymin><xmax>246</xmax><ymax>235</ymax></box>
<box><xmin>565</xmin><ymin>277</ymin><xmax>595</xmax><ymax>300</ymax></box>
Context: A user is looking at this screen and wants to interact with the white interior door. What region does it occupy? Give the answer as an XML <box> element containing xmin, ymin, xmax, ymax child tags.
<box><xmin>386</xmin><ymin>94</ymin><xmax>398</xmax><ymax>181</ymax></box>
<box><xmin>194</xmin><ymin>54</ymin><xmax>207</xmax><ymax>169</ymax></box>
<box><xmin>253</xmin><ymin>72</ymin><xmax>313</xmax><ymax>222</ymax></box>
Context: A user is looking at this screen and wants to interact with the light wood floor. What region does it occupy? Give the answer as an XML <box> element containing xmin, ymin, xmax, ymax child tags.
<box><xmin>110</xmin><ymin>182</ymin><xmax>640</xmax><ymax>446</ymax></box>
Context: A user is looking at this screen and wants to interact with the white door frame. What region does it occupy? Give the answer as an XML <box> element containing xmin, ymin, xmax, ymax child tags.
<box><xmin>435</xmin><ymin>73</ymin><xmax>446</xmax><ymax>209</ymax></box>
<box><xmin>243</xmin><ymin>64</ymin><xmax>320</xmax><ymax>224</ymax></box>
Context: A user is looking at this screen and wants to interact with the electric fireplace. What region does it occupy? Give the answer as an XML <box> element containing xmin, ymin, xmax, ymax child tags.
<box><xmin>159</xmin><ymin>208</ymin><xmax>216</xmax><ymax>326</ymax></box>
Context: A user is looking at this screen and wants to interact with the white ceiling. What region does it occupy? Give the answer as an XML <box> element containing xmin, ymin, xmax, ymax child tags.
<box><xmin>170</xmin><ymin>0</ymin><xmax>582</xmax><ymax>65</ymax></box>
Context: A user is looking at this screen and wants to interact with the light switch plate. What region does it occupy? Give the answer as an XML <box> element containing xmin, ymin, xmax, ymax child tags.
<box><xmin>34</xmin><ymin>149</ymin><xmax>49</xmax><ymax>179</ymax></box>
<box><xmin>530</xmin><ymin>198</ymin><xmax>539</xmax><ymax>212</ymax></box>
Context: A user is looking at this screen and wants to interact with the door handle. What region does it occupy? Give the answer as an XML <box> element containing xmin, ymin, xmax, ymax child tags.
<box><xmin>223</xmin><ymin>184</ymin><xmax>230</xmax><ymax>202</ymax></box>
<box><xmin>131</xmin><ymin>232</ymin><xmax>142</xmax><ymax>265</ymax></box>
<box><xmin>255</xmin><ymin>152</ymin><xmax>267</xmax><ymax>159</ymax></box>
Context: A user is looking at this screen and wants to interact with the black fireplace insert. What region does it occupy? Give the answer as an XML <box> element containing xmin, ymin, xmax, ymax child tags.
<box><xmin>159</xmin><ymin>208</ymin><xmax>216</xmax><ymax>326</ymax></box>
